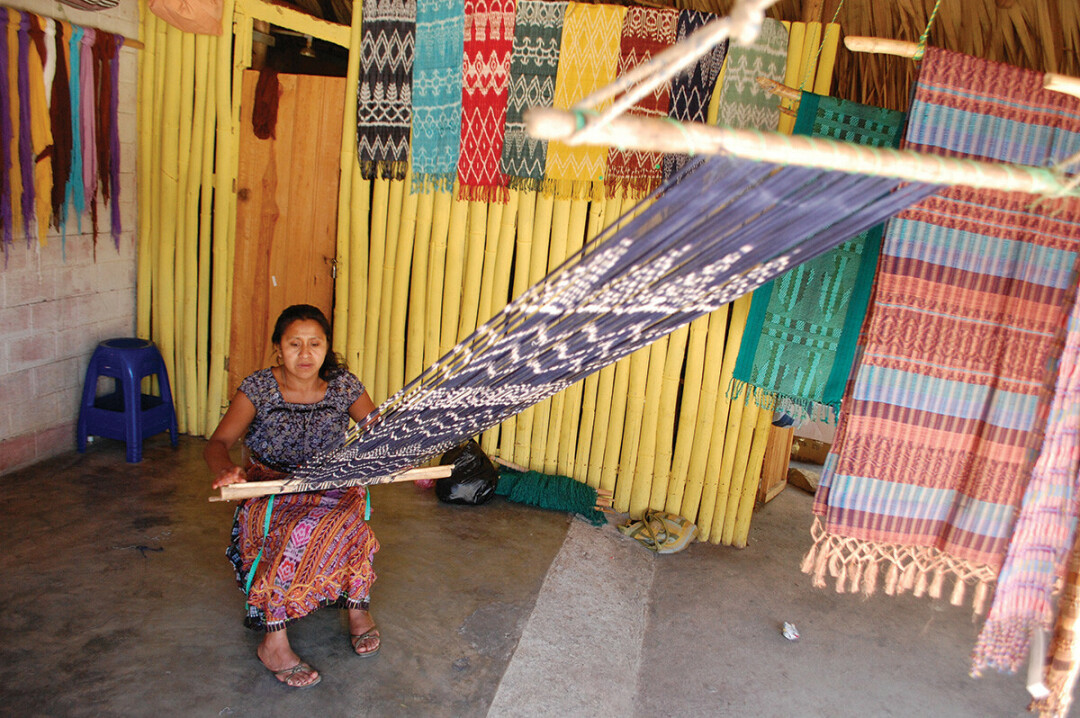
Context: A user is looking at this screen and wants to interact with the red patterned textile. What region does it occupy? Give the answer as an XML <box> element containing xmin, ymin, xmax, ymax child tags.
<box><xmin>456</xmin><ymin>0</ymin><xmax>514</xmax><ymax>203</ymax></box>
<box><xmin>604</xmin><ymin>7</ymin><xmax>678</xmax><ymax>198</ymax></box>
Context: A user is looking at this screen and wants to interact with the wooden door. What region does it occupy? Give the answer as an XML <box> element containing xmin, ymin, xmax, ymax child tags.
<box><xmin>229</xmin><ymin>71</ymin><xmax>346</xmax><ymax>395</ymax></box>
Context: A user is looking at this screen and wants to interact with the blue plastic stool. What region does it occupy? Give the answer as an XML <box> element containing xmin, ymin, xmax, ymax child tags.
<box><xmin>76</xmin><ymin>338</ymin><xmax>179</xmax><ymax>463</ymax></box>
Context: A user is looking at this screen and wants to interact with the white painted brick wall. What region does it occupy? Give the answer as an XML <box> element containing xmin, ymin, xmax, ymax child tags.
<box><xmin>1</xmin><ymin>0</ymin><xmax>139</xmax><ymax>474</ymax></box>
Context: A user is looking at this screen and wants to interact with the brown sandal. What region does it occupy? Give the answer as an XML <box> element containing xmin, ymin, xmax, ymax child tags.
<box><xmin>350</xmin><ymin>627</ymin><xmax>381</xmax><ymax>658</ymax></box>
<box><xmin>272</xmin><ymin>660</ymin><xmax>322</xmax><ymax>688</ymax></box>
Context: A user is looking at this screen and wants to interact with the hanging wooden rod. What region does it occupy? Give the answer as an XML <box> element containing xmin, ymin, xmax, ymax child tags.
<box><xmin>209</xmin><ymin>464</ymin><xmax>455</xmax><ymax>501</ymax></box>
<box><xmin>844</xmin><ymin>36</ymin><xmax>1080</xmax><ymax>100</ymax></box>
<box><xmin>524</xmin><ymin>106</ymin><xmax>1078</xmax><ymax>198</ymax></box>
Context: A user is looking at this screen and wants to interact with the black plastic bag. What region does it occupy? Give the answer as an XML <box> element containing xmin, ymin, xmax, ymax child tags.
<box><xmin>436</xmin><ymin>439</ymin><xmax>498</xmax><ymax>505</ymax></box>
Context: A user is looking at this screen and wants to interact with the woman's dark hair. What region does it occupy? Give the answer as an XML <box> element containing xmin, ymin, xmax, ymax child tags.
<box><xmin>271</xmin><ymin>304</ymin><xmax>347</xmax><ymax>381</ymax></box>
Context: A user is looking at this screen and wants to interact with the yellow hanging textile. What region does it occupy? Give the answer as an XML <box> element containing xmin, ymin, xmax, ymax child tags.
<box><xmin>27</xmin><ymin>13</ymin><xmax>52</xmax><ymax>245</ymax></box>
<box><xmin>543</xmin><ymin>2</ymin><xmax>625</xmax><ymax>201</ymax></box>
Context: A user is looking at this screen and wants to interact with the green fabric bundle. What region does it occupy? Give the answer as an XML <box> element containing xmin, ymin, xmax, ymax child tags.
<box><xmin>496</xmin><ymin>468</ymin><xmax>606</xmax><ymax>526</ymax></box>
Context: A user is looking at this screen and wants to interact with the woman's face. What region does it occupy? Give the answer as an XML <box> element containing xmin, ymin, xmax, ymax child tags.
<box><xmin>276</xmin><ymin>319</ymin><xmax>328</xmax><ymax>381</ymax></box>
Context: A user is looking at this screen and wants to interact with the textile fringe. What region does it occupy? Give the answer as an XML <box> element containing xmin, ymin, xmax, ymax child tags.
<box><xmin>506</xmin><ymin>175</ymin><xmax>541</xmax><ymax>193</ymax></box>
<box><xmin>360</xmin><ymin>160</ymin><xmax>408</xmax><ymax>182</ymax></box>
<box><xmin>604</xmin><ymin>175</ymin><xmax>662</xmax><ymax>200</ymax></box>
<box><xmin>411</xmin><ymin>172</ymin><xmax>456</xmax><ymax>196</ymax></box>
<box><xmin>726</xmin><ymin>378</ymin><xmax>812</xmax><ymax>417</ymax></box>
<box><xmin>456</xmin><ymin>182</ymin><xmax>509</xmax><ymax>205</ymax></box>
<box><xmin>544</xmin><ymin>177</ymin><xmax>605</xmax><ymax>202</ymax></box>
<box><xmin>802</xmin><ymin>518</ymin><xmax>999</xmax><ymax>614</ymax></box>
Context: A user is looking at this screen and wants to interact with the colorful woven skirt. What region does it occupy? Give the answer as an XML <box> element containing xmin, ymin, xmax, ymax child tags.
<box><xmin>227</xmin><ymin>468</ymin><xmax>379</xmax><ymax>632</ymax></box>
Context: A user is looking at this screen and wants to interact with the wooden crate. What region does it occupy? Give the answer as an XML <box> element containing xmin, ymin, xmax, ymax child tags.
<box><xmin>757</xmin><ymin>425</ymin><xmax>795</xmax><ymax>505</ymax></box>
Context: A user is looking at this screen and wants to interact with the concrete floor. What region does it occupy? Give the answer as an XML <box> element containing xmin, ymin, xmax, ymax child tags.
<box><xmin>0</xmin><ymin>434</ymin><xmax>1046</xmax><ymax>716</ymax></box>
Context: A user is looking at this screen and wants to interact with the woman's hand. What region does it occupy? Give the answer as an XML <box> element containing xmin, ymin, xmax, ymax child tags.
<box><xmin>212</xmin><ymin>465</ymin><xmax>248</xmax><ymax>489</ymax></box>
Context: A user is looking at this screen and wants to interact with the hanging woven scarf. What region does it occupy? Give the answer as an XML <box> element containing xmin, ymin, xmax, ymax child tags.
<box><xmin>804</xmin><ymin>48</ymin><xmax>1080</xmax><ymax>614</ymax></box>
<box><xmin>107</xmin><ymin>34</ymin><xmax>121</xmax><ymax>248</ymax></box>
<box><xmin>356</xmin><ymin>0</ymin><xmax>415</xmax><ymax>181</ymax></box>
<box><xmin>0</xmin><ymin>16</ymin><xmax>10</xmax><ymax>261</ymax></box>
<box><xmin>67</xmin><ymin>24</ymin><xmax>84</xmax><ymax>233</ymax></box>
<box><xmin>49</xmin><ymin>20</ymin><xmax>72</xmax><ymax>239</ymax></box>
<box><xmin>500</xmin><ymin>0</ymin><xmax>565</xmax><ymax>193</ymax></box>
<box><xmin>1030</xmin><ymin>529</ymin><xmax>1080</xmax><ymax>717</ymax></box>
<box><xmin>662</xmin><ymin>9</ymin><xmax>727</xmax><ymax>182</ymax></box>
<box><xmin>714</xmin><ymin>18</ymin><xmax>787</xmax><ymax>130</ymax></box>
<box><xmin>603</xmin><ymin>7</ymin><xmax>678</xmax><ymax>199</ymax></box>
<box><xmin>411</xmin><ymin>0</ymin><xmax>464</xmax><ymax>193</ymax></box>
<box><xmin>731</xmin><ymin>93</ymin><xmax>905</xmax><ymax>416</ymax></box>
<box><xmin>80</xmin><ymin>28</ymin><xmax>97</xmax><ymax>243</ymax></box>
<box><xmin>92</xmin><ymin>31</ymin><xmax>113</xmax><ymax>239</ymax></box>
<box><xmin>543</xmin><ymin>2</ymin><xmax>626</xmax><ymax>201</ymax></box>
<box><xmin>971</xmin><ymin>261</ymin><xmax>1080</xmax><ymax>676</ymax></box>
<box><xmin>456</xmin><ymin>0</ymin><xmax>514</xmax><ymax>203</ymax></box>
<box><xmin>282</xmin><ymin>157</ymin><xmax>937</xmax><ymax>491</ymax></box>
<box><xmin>27</xmin><ymin>13</ymin><xmax>52</xmax><ymax>245</ymax></box>
<box><xmin>5</xmin><ymin>10</ymin><xmax>21</xmax><ymax>243</ymax></box>
<box><xmin>16</xmin><ymin>13</ymin><xmax>35</xmax><ymax>243</ymax></box>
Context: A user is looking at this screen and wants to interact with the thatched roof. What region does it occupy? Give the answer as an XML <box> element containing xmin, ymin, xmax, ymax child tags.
<box><xmin>682</xmin><ymin>0</ymin><xmax>1080</xmax><ymax>110</ymax></box>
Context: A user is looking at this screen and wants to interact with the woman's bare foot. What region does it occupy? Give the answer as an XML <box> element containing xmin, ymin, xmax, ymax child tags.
<box><xmin>257</xmin><ymin>629</ymin><xmax>321</xmax><ymax>687</ymax></box>
<box><xmin>348</xmin><ymin>608</ymin><xmax>381</xmax><ymax>657</ymax></box>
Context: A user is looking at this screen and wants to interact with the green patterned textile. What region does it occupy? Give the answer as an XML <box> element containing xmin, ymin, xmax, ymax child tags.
<box><xmin>731</xmin><ymin>92</ymin><xmax>906</xmax><ymax>414</ymax></box>
<box><xmin>713</xmin><ymin>18</ymin><xmax>787</xmax><ymax>130</ymax></box>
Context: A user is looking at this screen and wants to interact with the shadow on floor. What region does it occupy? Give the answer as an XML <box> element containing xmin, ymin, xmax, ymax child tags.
<box><xmin>0</xmin><ymin>434</ymin><xmax>1038</xmax><ymax>717</ymax></box>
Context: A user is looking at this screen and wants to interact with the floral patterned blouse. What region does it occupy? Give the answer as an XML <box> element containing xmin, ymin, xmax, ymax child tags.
<box><xmin>238</xmin><ymin>368</ymin><xmax>364</xmax><ymax>472</ymax></box>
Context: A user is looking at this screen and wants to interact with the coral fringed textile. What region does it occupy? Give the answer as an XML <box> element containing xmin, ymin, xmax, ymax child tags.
<box><xmin>543</xmin><ymin>2</ymin><xmax>625</xmax><ymax>201</ymax></box>
<box><xmin>805</xmin><ymin>48</ymin><xmax>1080</xmax><ymax>612</ymax></box>
<box><xmin>604</xmin><ymin>7</ymin><xmax>677</xmax><ymax>199</ymax></box>
<box><xmin>356</xmin><ymin>0</ymin><xmax>415</xmax><ymax>181</ymax></box>
<box><xmin>456</xmin><ymin>0</ymin><xmax>514</xmax><ymax>203</ymax></box>
<box><xmin>499</xmin><ymin>0</ymin><xmax>564</xmax><ymax>193</ymax></box>
<box><xmin>410</xmin><ymin>0</ymin><xmax>463</xmax><ymax>193</ymax></box>
<box><xmin>661</xmin><ymin>9</ymin><xmax>726</xmax><ymax>182</ymax></box>
<box><xmin>713</xmin><ymin>18</ymin><xmax>787</xmax><ymax>131</ymax></box>
<box><xmin>732</xmin><ymin>93</ymin><xmax>905</xmax><ymax>417</ymax></box>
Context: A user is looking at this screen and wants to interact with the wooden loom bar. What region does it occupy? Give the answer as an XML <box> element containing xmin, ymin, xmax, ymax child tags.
<box><xmin>843</xmin><ymin>36</ymin><xmax>1080</xmax><ymax>100</ymax></box>
<box><xmin>211</xmin><ymin>465</ymin><xmax>455</xmax><ymax>502</ymax></box>
<box><xmin>524</xmin><ymin>107</ymin><xmax>1077</xmax><ymax>196</ymax></box>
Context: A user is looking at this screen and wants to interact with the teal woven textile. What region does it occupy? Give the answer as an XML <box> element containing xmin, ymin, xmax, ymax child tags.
<box><xmin>410</xmin><ymin>0</ymin><xmax>464</xmax><ymax>192</ymax></box>
<box><xmin>732</xmin><ymin>93</ymin><xmax>906</xmax><ymax>414</ymax></box>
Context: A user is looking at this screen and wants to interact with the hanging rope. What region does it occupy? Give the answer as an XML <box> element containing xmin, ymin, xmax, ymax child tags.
<box><xmin>913</xmin><ymin>0</ymin><xmax>944</xmax><ymax>61</ymax></box>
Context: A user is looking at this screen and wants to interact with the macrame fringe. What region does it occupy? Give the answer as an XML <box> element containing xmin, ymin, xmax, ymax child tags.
<box><xmin>801</xmin><ymin>518</ymin><xmax>999</xmax><ymax>615</ymax></box>
<box><xmin>360</xmin><ymin>160</ymin><xmax>409</xmax><ymax>182</ymax></box>
<box><xmin>456</xmin><ymin>182</ymin><xmax>510</xmax><ymax>205</ymax></box>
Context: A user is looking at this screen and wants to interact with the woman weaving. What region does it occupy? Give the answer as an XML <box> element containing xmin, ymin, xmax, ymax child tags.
<box><xmin>205</xmin><ymin>304</ymin><xmax>381</xmax><ymax>688</ymax></box>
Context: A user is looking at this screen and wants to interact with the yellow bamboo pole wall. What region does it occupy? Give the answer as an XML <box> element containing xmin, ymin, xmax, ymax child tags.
<box><xmin>138</xmin><ymin>10</ymin><xmax>836</xmax><ymax>546</ymax></box>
